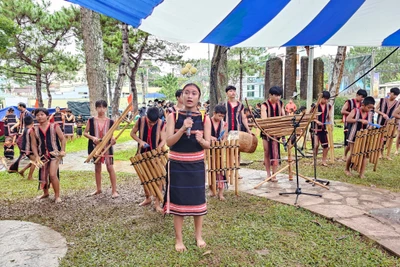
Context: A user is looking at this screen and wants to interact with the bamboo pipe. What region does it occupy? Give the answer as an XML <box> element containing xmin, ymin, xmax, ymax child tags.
<box><xmin>298</xmin><ymin>174</ymin><xmax>330</xmax><ymax>190</ymax></box>
<box><xmin>229</xmin><ymin>140</ymin><xmax>235</xmax><ymax>185</ymax></box>
<box><xmin>225</xmin><ymin>140</ymin><xmax>231</xmax><ymax>184</ymax></box>
<box><xmin>147</xmin><ymin>150</ymin><xmax>165</xmax><ymax>188</ymax></box>
<box><xmin>211</xmin><ymin>141</ymin><xmax>217</xmax><ymax>194</ymax></box>
<box><xmin>216</xmin><ymin>141</ymin><xmax>221</xmax><ymax>195</ymax></box>
<box><xmin>206</xmin><ymin>147</ymin><xmax>211</xmax><ymax>187</ymax></box>
<box><xmin>143</xmin><ymin>151</ymin><xmax>162</xmax><ymax>187</ymax></box>
<box><xmin>234</xmin><ymin>139</ymin><xmax>239</xmax><ymax>196</ymax></box>
<box><xmin>369</xmin><ymin>128</ymin><xmax>379</xmax><ymax>164</ymax></box>
<box><xmin>357</xmin><ymin>129</ymin><xmax>369</xmax><ymax>173</ymax></box>
<box><xmin>220</xmin><ymin>140</ymin><xmax>226</xmax><ymax>185</ymax></box>
<box><xmin>137</xmin><ymin>153</ymin><xmax>163</xmax><ymax>201</ymax></box>
<box><xmin>151</xmin><ymin>149</ymin><xmax>167</xmax><ymax>179</ymax></box>
<box><xmin>253</xmin><ymin>164</ymin><xmax>290</xmax><ymax>189</ymax></box>
<box><xmin>131</xmin><ymin>155</ymin><xmax>155</xmax><ymax>197</ymax></box>
<box><xmin>351</xmin><ymin>131</ymin><xmax>362</xmax><ymax>167</ymax></box>
<box><xmin>85</xmin><ymin>105</ymin><xmax>131</xmax><ymax>162</ymax></box>
<box><xmin>385</xmin><ymin>119</ymin><xmax>396</xmax><ymax>157</ymax></box>
<box><xmin>327</xmin><ymin>124</ymin><xmax>335</xmax><ymax>163</ymax></box>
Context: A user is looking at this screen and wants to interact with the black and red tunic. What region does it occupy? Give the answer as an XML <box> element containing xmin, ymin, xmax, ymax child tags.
<box><xmin>87</xmin><ymin>117</ymin><xmax>114</xmax><ymax>164</ymax></box>
<box><xmin>137</xmin><ymin>116</ymin><xmax>164</xmax><ymax>154</ymax></box>
<box><xmin>211</xmin><ymin>119</ymin><xmax>224</xmax><ymax>139</ymax></box>
<box><xmin>347</xmin><ymin>108</ymin><xmax>374</xmax><ymax>143</ymax></box>
<box><xmin>5</xmin><ymin>114</ymin><xmax>18</xmax><ymax>137</ymax></box>
<box><xmin>377</xmin><ymin>98</ymin><xmax>399</xmax><ymax>126</ymax></box>
<box><xmin>225</xmin><ymin>101</ymin><xmax>244</xmax><ymax>132</ymax></box>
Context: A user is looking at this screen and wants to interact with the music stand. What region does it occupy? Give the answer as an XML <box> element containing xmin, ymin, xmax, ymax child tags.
<box><xmin>279</xmin><ymin>113</ymin><xmax>322</xmax><ymax>205</ymax></box>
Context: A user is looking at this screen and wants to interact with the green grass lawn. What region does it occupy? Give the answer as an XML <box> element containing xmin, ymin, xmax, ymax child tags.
<box><xmin>0</xmin><ymin>171</ymin><xmax>398</xmax><ymax>266</ymax></box>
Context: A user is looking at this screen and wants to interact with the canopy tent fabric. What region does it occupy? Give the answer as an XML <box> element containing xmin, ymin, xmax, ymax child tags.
<box><xmin>145</xmin><ymin>92</ymin><xmax>166</xmax><ymax>98</ymax></box>
<box><xmin>68</xmin><ymin>0</ymin><xmax>400</xmax><ymax>47</ymax></box>
<box><xmin>0</xmin><ymin>106</ymin><xmax>61</xmax><ymax>120</ymax></box>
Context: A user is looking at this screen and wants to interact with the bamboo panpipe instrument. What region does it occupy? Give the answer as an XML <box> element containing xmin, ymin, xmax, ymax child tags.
<box><xmin>351</xmin><ymin>131</ymin><xmax>362</xmax><ymax>167</ymax></box>
<box><xmin>130</xmin><ymin>149</ymin><xmax>167</xmax><ymax>202</ymax></box>
<box><xmin>131</xmin><ymin>157</ymin><xmax>153</xmax><ymax>197</ymax></box>
<box><xmin>385</xmin><ymin>119</ymin><xmax>397</xmax><ymax>157</ymax></box>
<box><xmin>206</xmin><ymin>140</ymin><xmax>240</xmax><ymax>194</ymax></box>
<box><xmin>94</xmin><ymin>117</ymin><xmax>134</xmax><ymax>164</ymax></box>
<box><xmin>85</xmin><ymin>105</ymin><xmax>132</xmax><ymax>163</ymax></box>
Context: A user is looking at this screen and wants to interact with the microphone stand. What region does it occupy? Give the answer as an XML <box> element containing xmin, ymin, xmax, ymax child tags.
<box><xmin>279</xmin><ymin>113</ymin><xmax>322</xmax><ymax>205</ymax></box>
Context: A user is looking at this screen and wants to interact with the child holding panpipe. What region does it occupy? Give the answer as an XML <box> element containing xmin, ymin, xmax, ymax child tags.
<box><xmin>130</xmin><ymin>106</ymin><xmax>166</xmax><ymax>212</ymax></box>
<box><xmin>345</xmin><ymin>97</ymin><xmax>375</xmax><ymax>178</ymax></box>
<box><xmin>209</xmin><ymin>104</ymin><xmax>228</xmax><ymax>200</ymax></box>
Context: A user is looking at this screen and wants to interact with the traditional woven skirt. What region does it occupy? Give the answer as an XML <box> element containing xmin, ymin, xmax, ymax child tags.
<box><xmin>64</xmin><ymin>123</ymin><xmax>74</xmax><ymax>136</ymax></box>
<box><xmin>76</xmin><ymin>127</ymin><xmax>83</xmax><ymax>136</ymax></box>
<box><xmin>164</xmin><ymin>151</ymin><xmax>207</xmax><ymax>216</ymax></box>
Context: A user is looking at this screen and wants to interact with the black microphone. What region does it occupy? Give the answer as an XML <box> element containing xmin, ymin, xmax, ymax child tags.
<box><xmin>186</xmin><ymin>111</ymin><xmax>192</xmax><ymax>138</ymax></box>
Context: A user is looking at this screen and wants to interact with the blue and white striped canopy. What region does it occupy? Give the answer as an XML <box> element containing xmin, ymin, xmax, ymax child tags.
<box><xmin>68</xmin><ymin>0</ymin><xmax>400</xmax><ymax>47</ymax></box>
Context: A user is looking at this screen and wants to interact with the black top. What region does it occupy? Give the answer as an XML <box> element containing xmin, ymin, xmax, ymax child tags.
<box><xmin>171</xmin><ymin>111</ymin><xmax>204</xmax><ymax>153</ymax></box>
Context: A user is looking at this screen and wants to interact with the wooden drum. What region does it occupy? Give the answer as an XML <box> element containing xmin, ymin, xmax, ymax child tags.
<box><xmin>228</xmin><ymin>131</ymin><xmax>258</xmax><ymax>153</ymax></box>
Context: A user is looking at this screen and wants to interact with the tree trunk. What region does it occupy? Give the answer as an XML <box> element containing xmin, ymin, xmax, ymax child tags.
<box><xmin>313</xmin><ymin>58</ymin><xmax>324</xmax><ymax>99</ymax></box>
<box><xmin>35</xmin><ymin>64</ymin><xmax>43</xmax><ymax>107</ymax></box>
<box><xmin>284</xmin><ymin>46</ymin><xmax>297</xmax><ymax>99</ymax></box>
<box><xmin>328</xmin><ymin>46</ymin><xmax>347</xmax><ymax>102</ymax></box>
<box><xmin>210</xmin><ymin>45</ymin><xmax>228</xmax><ymax>114</ymax></box>
<box><xmin>239</xmin><ymin>48</ymin><xmax>243</xmax><ymax>101</ymax></box>
<box><xmin>129</xmin><ymin>65</ymin><xmax>139</xmax><ymax>113</ymax></box>
<box><xmin>107</xmin><ymin>66</ymin><xmax>113</xmax><ymax>105</ymax></box>
<box><xmin>218</xmin><ymin>46</ymin><xmax>228</xmax><ymax>102</ymax></box>
<box><xmin>264</xmin><ymin>57</ymin><xmax>283</xmax><ymax>100</ymax></box>
<box><xmin>141</xmin><ymin>71</ymin><xmax>145</xmax><ymax>103</ymax></box>
<box><xmin>81</xmin><ymin>7</ymin><xmax>107</xmax><ymax>116</ymax></box>
<box><xmin>112</xmin><ymin>23</ymin><xmax>129</xmax><ymax>119</ymax></box>
<box><xmin>45</xmin><ymin>77</ymin><xmax>52</xmax><ymax>108</ymax></box>
<box><xmin>210</xmin><ymin>45</ymin><xmax>223</xmax><ymax>114</ymax></box>
<box><xmin>300</xmin><ymin>56</ymin><xmax>308</xmax><ymax>99</ymax></box>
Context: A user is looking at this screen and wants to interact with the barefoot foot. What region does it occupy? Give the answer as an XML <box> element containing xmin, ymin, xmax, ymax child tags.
<box><xmin>37</xmin><ymin>194</ymin><xmax>49</xmax><ymax>199</ymax></box>
<box><xmin>218</xmin><ymin>195</ymin><xmax>226</xmax><ymax>201</ymax></box>
<box><xmin>111</xmin><ymin>192</ymin><xmax>120</xmax><ymax>199</ymax></box>
<box><xmin>139</xmin><ymin>198</ymin><xmax>152</xmax><ymax>206</ymax></box>
<box><xmin>55</xmin><ymin>197</ymin><xmax>62</xmax><ymax>203</ymax></box>
<box><xmin>155</xmin><ymin>205</ymin><xmax>163</xmax><ymax>213</ymax></box>
<box><xmin>344</xmin><ymin>170</ymin><xmax>352</xmax><ymax>176</ymax></box>
<box><xmin>87</xmin><ymin>190</ymin><xmax>102</xmax><ymax>197</ymax></box>
<box><xmin>175</xmin><ymin>242</ymin><xmax>187</xmax><ymax>252</ymax></box>
<box><xmin>196</xmin><ymin>238</ymin><xmax>207</xmax><ymax>248</ymax></box>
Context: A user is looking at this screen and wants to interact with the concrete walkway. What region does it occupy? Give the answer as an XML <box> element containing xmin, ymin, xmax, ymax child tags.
<box><xmin>0</xmin><ymin>220</ymin><xmax>67</xmax><ymax>267</ymax></box>
<box><xmin>237</xmin><ymin>168</ymin><xmax>400</xmax><ymax>257</ymax></box>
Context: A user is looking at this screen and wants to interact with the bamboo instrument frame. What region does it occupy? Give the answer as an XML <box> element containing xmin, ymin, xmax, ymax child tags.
<box><xmin>85</xmin><ymin>105</ymin><xmax>132</xmax><ymax>163</ymax></box>
<box><xmin>130</xmin><ymin>147</ymin><xmax>168</xmax><ymax>202</ymax></box>
<box><xmin>206</xmin><ymin>140</ymin><xmax>240</xmax><ymax>196</ymax></box>
<box><xmin>385</xmin><ymin>118</ymin><xmax>397</xmax><ymax>157</ymax></box>
<box><xmin>245</xmin><ymin>96</ymin><xmax>329</xmax><ymax>191</ymax></box>
<box><xmin>350</xmin><ymin>126</ymin><xmax>387</xmax><ymax>174</ymax></box>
